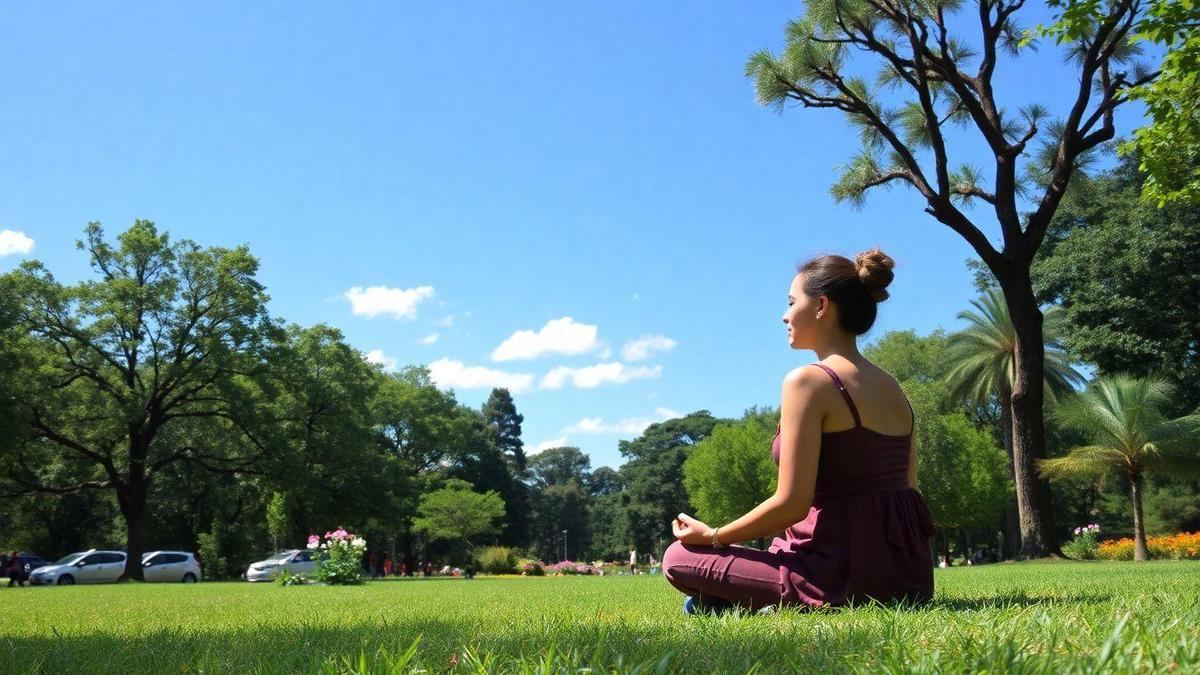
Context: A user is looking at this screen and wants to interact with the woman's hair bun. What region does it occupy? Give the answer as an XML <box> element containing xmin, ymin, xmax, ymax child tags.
<box><xmin>855</xmin><ymin>247</ymin><xmax>894</xmax><ymax>303</ymax></box>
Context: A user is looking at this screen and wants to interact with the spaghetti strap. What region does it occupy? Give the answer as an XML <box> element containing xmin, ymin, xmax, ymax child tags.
<box><xmin>811</xmin><ymin>363</ymin><xmax>862</xmax><ymax>428</ymax></box>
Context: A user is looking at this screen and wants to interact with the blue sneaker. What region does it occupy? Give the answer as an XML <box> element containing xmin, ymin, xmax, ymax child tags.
<box><xmin>683</xmin><ymin>595</ymin><xmax>697</xmax><ymax>615</ymax></box>
<box><xmin>683</xmin><ymin>595</ymin><xmax>733</xmax><ymax>615</ymax></box>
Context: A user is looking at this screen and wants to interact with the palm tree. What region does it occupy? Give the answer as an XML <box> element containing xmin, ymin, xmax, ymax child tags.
<box><xmin>944</xmin><ymin>289</ymin><xmax>1085</xmax><ymax>557</ymax></box>
<box><xmin>1039</xmin><ymin>375</ymin><xmax>1200</xmax><ymax>561</ymax></box>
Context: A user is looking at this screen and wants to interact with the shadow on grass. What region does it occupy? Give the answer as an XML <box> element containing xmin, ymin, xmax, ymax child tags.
<box><xmin>0</xmin><ymin>611</ymin><xmax>917</xmax><ymax>674</ymax></box>
<box><xmin>931</xmin><ymin>593</ymin><xmax>1115</xmax><ymax>611</ymax></box>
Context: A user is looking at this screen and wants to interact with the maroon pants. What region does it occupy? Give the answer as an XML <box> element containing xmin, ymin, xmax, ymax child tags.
<box><xmin>662</xmin><ymin>540</ymin><xmax>795</xmax><ymax>610</ymax></box>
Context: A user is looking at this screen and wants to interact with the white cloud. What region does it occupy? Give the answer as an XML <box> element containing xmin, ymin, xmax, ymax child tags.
<box><xmin>418</xmin><ymin>333</ymin><xmax>439</xmax><ymax>345</ymax></box>
<box><xmin>428</xmin><ymin>358</ymin><xmax>535</xmax><ymax>394</ymax></box>
<box><xmin>562</xmin><ymin>407</ymin><xmax>681</xmax><ymax>436</ymax></box>
<box><xmin>540</xmin><ymin>362</ymin><xmax>661</xmax><ymax>390</ymax></box>
<box><xmin>0</xmin><ymin>229</ymin><xmax>34</xmax><ymax>256</ymax></box>
<box><xmin>364</xmin><ymin>349</ymin><xmax>398</xmax><ymax>372</ymax></box>
<box><xmin>434</xmin><ymin>315</ymin><xmax>455</xmax><ymax>328</ymax></box>
<box><xmin>492</xmin><ymin>317</ymin><xmax>600</xmax><ymax>361</ymax></box>
<box><xmin>344</xmin><ymin>285</ymin><xmax>435</xmax><ymax>319</ymax></box>
<box><xmin>621</xmin><ymin>335</ymin><xmax>677</xmax><ymax>362</ymax></box>
<box><xmin>529</xmin><ymin>437</ymin><xmax>569</xmax><ymax>455</ymax></box>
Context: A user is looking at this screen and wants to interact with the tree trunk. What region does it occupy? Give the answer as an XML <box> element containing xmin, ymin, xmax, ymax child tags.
<box><xmin>1000</xmin><ymin>275</ymin><xmax>1061</xmax><ymax>558</ymax></box>
<box><xmin>1000</xmin><ymin>394</ymin><xmax>1021</xmax><ymax>559</ymax></box>
<box><xmin>117</xmin><ymin>482</ymin><xmax>148</xmax><ymax>581</ymax></box>
<box><xmin>1130</xmin><ymin>472</ymin><xmax>1149</xmax><ymax>562</ymax></box>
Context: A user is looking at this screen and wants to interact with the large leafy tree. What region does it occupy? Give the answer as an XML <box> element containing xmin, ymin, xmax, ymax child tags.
<box><xmin>372</xmin><ymin>366</ymin><xmax>470</xmax><ymax>565</ymax></box>
<box><xmin>1033</xmin><ymin>153</ymin><xmax>1200</xmax><ymax>413</ymax></box>
<box><xmin>907</xmin><ymin>381</ymin><xmax>1012</xmax><ymax>553</ymax></box>
<box><xmin>617</xmin><ymin>411</ymin><xmax>725</xmax><ymax>556</ymax></box>
<box><xmin>1039</xmin><ymin>375</ymin><xmax>1200</xmax><ymax>560</ymax></box>
<box><xmin>527</xmin><ymin>446</ymin><xmax>592</xmax><ymax>489</ymax></box>
<box><xmin>262</xmin><ymin>324</ymin><xmax>394</xmax><ymax>541</ymax></box>
<box><xmin>1</xmin><ymin>221</ymin><xmax>277</xmax><ymax>580</ymax></box>
<box><xmin>748</xmin><ymin>0</ymin><xmax>1153</xmax><ymax>557</ymax></box>
<box><xmin>413</xmin><ymin>478</ymin><xmax>506</xmax><ymax>556</ymax></box>
<box><xmin>683</xmin><ymin>408</ymin><xmax>779</xmax><ymax>531</ymax></box>
<box><xmin>525</xmin><ymin>445</ymin><xmax>593</xmax><ymax>560</ymax></box>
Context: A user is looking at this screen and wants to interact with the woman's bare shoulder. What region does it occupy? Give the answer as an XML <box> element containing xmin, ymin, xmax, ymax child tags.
<box><xmin>783</xmin><ymin>363</ymin><xmax>834</xmax><ymax>389</ymax></box>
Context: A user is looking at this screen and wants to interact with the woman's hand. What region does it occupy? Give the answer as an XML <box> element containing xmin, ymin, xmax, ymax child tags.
<box><xmin>672</xmin><ymin>513</ymin><xmax>715</xmax><ymax>546</ymax></box>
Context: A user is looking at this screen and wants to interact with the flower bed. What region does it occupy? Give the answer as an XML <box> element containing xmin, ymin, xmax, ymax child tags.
<box><xmin>1096</xmin><ymin>532</ymin><xmax>1200</xmax><ymax>560</ymax></box>
<box><xmin>546</xmin><ymin>560</ymin><xmax>598</xmax><ymax>575</ymax></box>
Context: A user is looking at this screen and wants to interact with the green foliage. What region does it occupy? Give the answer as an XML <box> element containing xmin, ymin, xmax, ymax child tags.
<box><xmin>1</xmin><ymin>220</ymin><xmax>278</xmax><ymax>579</ymax></box>
<box><xmin>527</xmin><ymin>446</ymin><xmax>591</xmax><ymax>488</ymax></box>
<box><xmin>197</xmin><ymin>520</ymin><xmax>231</xmax><ymax>581</ymax></box>
<box><xmin>517</xmin><ymin>558</ymin><xmax>545</xmax><ymax>576</ymax></box>
<box><xmin>1033</xmin><ymin>153</ymin><xmax>1200</xmax><ymax>413</ymax></box>
<box><xmin>413</xmin><ymin>478</ymin><xmax>506</xmax><ymax>548</ymax></box>
<box><xmin>1034</xmin><ymin>0</ymin><xmax>1199</xmax><ymax>204</ymax></box>
<box><xmin>944</xmin><ymin>289</ymin><xmax>1084</xmax><ymax>406</ymax></box>
<box><xmin>1040</xmin><ymin>376</ymin><xmax>1200</xmax><ymax>483</ymax></box>
<box><xmin>910</xmin><ymin>392</ymin><xmax>1012</xmax><ymax>532</ymax></box>
<box><xmin>683</xmin><ymin>409</ymin><xmax>778</xmax><ymax>527</ymax></box>
<box><xmin>313</xmin><ymin>536</ymin><xmax>366</xmax><ymax>586</ymax></box>
<box><xmin>266</xmin><ymin>492</ymin><xmax>289</xmax><ymax>553</ymax></box>
<box><xmin>528</xmin><ymin>481</ymin><xmax>590</xmax><ymax>562</ymax></box>
<box><xmin>1040</xmin><ymin>374</ymin><xmax>1200</xmax><ymax>559</ymax></box>
<box><xmin>482</xmin><ymin>388</ymin><xmax>526</xmax><ymax>472</ymax></box>
<box><xmin>1062</xmin><ymin>525</ymin><xmax>1101</xmax><ymax>560</ymax></box>
<box><xmin>864</xmin><ymin>329</ymin><xmax>951</xmax><ymax>384</ymax></box>
<box><xmin>474</xmin><ymin>546</ymin><xmax>520</xmax><ymax>575</ymax></box>
<box><xmin>274</xmin><ymin>568</ymin><xmax>308</xmax><ymax>586</ymax></box>
<box><xmin>617</xmin><ymin>411</ymin><xmax>725</xmax><ymax>556</ymax></box>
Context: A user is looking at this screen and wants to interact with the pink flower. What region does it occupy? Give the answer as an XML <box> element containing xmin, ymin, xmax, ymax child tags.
<box><xmin>308</xmin><ymin>535</ymin><xmax>320</xmax><ymax>545</ymax></box>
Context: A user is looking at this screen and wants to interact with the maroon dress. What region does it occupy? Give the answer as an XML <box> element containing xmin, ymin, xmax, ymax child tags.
<box><xmin>663</xmin><ymin>363</ymin><xmax>934</xmax><ymax>609</ymax></box>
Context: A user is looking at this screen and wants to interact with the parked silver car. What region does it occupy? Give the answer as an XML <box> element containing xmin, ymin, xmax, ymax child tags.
<box><xmin>29</xmin><ymin>550</ymin><xmax>127</xmax><ymax>585</ymax></box>
<box><xmin>244</xmin><ymin>549</ymin><xmax>318</xmax><ymax>582</ymax></box>
<box><xmin>141</xmin><ymin>551</ymin><xmax>202</xmax><ymax>582</ymax></box>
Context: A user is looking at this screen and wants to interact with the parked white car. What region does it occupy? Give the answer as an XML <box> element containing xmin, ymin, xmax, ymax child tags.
<box><xmin>29</xmin><ymin>550</ymin><xmax>127</xmax><ymax>585</ymax></box>
<box><xmin>141</xmin><ymin>551</ymin><xmax>202</xmax><ymax>583</ymax></box>
<box><xmin>245</xmin><ymin>549</ymin><xmax>318</xmax><ymax>582</ymax></box>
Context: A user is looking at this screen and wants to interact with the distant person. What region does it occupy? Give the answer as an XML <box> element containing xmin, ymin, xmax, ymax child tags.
<box><xmin>368</xmin><ymin>551</ymin><xmax>378</xmax><ymax>578</ymax></box>
<box><xmin>629</xmin><ymin>548</ymin><xmax>637</xmax><ymax>574</ymax></box>
<box><xmin>383</xmin><ymin>554</ymin><xmax>393</xmax><ymax>577</ymax></box>
<box><xmin>6</xmin><ymin>551</ymin><xmax>26</xmax><ymax>587</ymax></box>
<box><xmin>663</xmin><ymin>250</ymin><xmax>934</xmax><ymax>613</ymax></box>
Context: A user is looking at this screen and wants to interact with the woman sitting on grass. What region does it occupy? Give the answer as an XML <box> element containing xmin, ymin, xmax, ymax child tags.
<box><xmin>663</xmin><ymin>248</ymin><xmax>934</xmax><ymax>613</ymax></box>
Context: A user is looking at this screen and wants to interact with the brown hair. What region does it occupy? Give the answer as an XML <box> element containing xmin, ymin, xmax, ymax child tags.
<box><xmin>798</xmin><ymin>247</ymin><xmax>895</xmax><ymax>335</ymax></box>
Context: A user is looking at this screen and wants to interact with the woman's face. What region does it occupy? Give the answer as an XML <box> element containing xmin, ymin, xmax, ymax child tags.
<box><xmin>782</xmin><ymin>273</ymin><xmax>826</xmax><ymax>350</ymax></box>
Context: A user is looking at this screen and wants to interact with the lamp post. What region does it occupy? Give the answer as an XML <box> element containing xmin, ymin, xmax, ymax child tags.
<box><xmin>562</xmin><ymin>529</ymin><xmax>569</xmax><ymax>562</ymax></box>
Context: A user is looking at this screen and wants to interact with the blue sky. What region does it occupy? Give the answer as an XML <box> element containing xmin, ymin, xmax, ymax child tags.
<box><xmin>0</xmin><ymin>2</ymin><xmax>1147</xmax><ymax>469</ymax></box>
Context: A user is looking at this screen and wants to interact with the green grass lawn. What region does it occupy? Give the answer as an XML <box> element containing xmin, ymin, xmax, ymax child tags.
<box><xmin>2</xmin><ymin>561</ymin><xmax>1198</xmax><ymax>673</ymax></box>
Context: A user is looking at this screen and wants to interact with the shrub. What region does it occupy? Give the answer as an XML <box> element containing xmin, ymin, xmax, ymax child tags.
<box><xmin>309</xmin><ymin>528</ymin><xmax>367</xmax><ymax>585</ymax></box>
<box><xmin>517</xmin><ymin>559</ymin><xmax>545</xmax><ymax>576</ymax></box>
<box><xmin>275</xmin><ymin>569</ymin><xmax>308</xmax><ymax>586</ymax></box>
<box><xmin>475</xmin><ymin>546</ymin><xmax>519</xmax><ymax>575</ymax></box>
<box><xmin>1063</xmin><ymin>524</ymin><xmax>1101</xmax><ymax>560</ymax></box>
